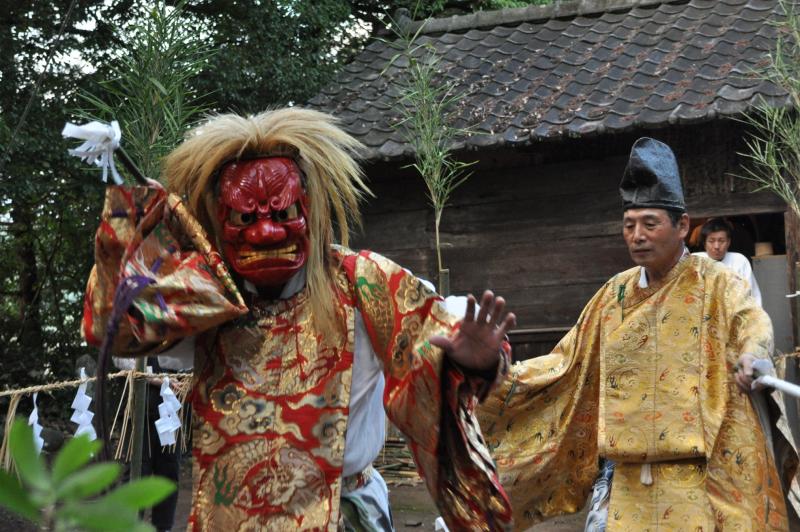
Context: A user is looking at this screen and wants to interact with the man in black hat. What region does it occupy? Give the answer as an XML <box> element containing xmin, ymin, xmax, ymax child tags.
<box><xmin>480</xmin><ymin>138</ymin><xmax>793</xmax><ymax>531</ymax></box>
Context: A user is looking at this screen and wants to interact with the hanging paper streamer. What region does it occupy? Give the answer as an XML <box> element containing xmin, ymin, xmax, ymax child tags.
<box><xmin>71</xmin><ymin>367</ymin><xmax>97</xmax><ymax>440</ymax></box>
<box><xmin>28</xmin><ymin>392</ymin><xmax>44</xmax><ymax>454</ymax></box>
<box><xmin>62</xmin><ymin>120</ymin><xmax>123</xmax><ymax>184</ymax></box>
<box><xmin>154</xmin><ymin>377</ymin><xmax>182</xmax><ymax>446</ymax></box>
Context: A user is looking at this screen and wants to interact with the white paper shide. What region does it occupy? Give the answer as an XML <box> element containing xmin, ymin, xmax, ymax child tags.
<box><xmin>155</xmin><ymin>377</ymin><xmax>182</xmax><ymax>446</ymax></box>
<box><xmin>70</xmin><ymin>367</ymin><xmax>97</xmax><ymax>441</ymax></box>
<box><xmin>28</xmin><ymin>392</ymin><xmax>44</xmax><ymax>454</ymax></box>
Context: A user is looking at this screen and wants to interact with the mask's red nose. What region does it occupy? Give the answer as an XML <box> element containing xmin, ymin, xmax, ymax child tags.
<box><xmin>243</xmin><ymin>218</ymin><xmax>287</xmax><ymax>246</ymax></box>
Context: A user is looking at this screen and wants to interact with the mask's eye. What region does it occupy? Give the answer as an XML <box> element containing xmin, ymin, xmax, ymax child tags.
<box><xmin>272</xmin><ymin>203</ymin><xmax>299</xmax><ymax>222</ymax></box>
<box><xmin>229</xmin><ymin>210</ymin><xmax>255</xmax><ymax>226</ymax></box>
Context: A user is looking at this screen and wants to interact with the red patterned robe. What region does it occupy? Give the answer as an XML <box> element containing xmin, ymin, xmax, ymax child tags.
<box><xmin>83</xmin><ymin>186</ymin><xmax>513</xmax><ymax>531</ymax></box>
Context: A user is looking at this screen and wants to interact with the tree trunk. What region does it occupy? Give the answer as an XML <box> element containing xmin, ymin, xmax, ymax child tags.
<box><xmin>10</xmin><ymin>201</ymin><xmax>43</xmax><ymax>352</ymax></box>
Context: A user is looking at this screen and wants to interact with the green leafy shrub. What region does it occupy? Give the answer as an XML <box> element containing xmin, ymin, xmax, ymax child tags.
<box><xmin>0</xmin><ymin>419</ymin><xmax>175</xmax><ymax>531</ymax></box>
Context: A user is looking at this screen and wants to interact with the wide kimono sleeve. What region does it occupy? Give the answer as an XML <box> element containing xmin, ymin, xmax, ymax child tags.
<box><xmin>719</xmin><ymin>269</ymin><xmax>773</xmax><ymax>362</ymax></box>
<box><xmin>478</xmin><ymin>284</ymin><xmax>611</xmax><ymax>531</ymax></box>
<box><xmin>82</xmin><ymin>185</ymin><xmax>248</xmax><ymax>356</ymax></box>
<box><xmin>340</xmin><ymin>250</ymin><xmax>513</xmax><ymax>531</ymax></box>
<box><xmin>702</xmin><ymin>266</ymin><xmax>794</xmax><ymax>528</ymax></box>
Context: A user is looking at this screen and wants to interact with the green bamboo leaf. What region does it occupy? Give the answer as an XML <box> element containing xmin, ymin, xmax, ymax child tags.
<box><xmin>55</xmin><ymin>463</ymin><xmax>120</xmax><ymax>500</ymax></box>
<box><xmin>52</xmin><ymin>435</ymin><xmax>102</xmax><ymax>485</ymax></box>
<box><xmin>0</xmin><ymin>468</ymin><xmax>39</xmax><ymax>523</ymax></box>
<box><xmin>59</xmin><ymin>501</ymin><xmax>141</xmax><ymax>532</ymax></box>
<box><xmin>149</xmin><ymin>77</ymin><xmax>169</xmax><ymax>96</ymax></box>
<box><xmin>99</xmin><ymin>476</ymin><xmax>176</xmax><ymax>511</ymax></box>
<box><xmin>9</xmin><ymin>420</ymin><xmax>47</xmax><ymax>491</ymax></box>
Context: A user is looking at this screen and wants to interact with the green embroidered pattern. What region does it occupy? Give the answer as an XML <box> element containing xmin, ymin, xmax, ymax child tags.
<box><xmin>356</xmin><ymin>276</ymin><xmax>381</xmax><ymax>302</ymax></box>
<box><xmin>213</xmin><ymin>463</ymin><xmax>237</xmax><ymax>506</ymax></box>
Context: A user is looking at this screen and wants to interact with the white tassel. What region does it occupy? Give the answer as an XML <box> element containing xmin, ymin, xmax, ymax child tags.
<box><xmin>62</xmin><ymin>120</ymin><xmax>123</xmax><ymax>184</ymax></box>
<box><xmin>70</xmin><ymin>367</ymin><xmax>97</xmax><ymax>441</ymax></box>
<box><xmin>640</xmin><ymin>463</ymin><xmax>653</xmax><ymax>486</ymax></box>
<box><xmin>154</xmin><ymin>377</ymin><xmax>182</xmax><ymax>446</ymax></box>
<box><xmin>28</xmin><ymin>392</ymin><xmax>44</xmax><ymax>454</ymax></box>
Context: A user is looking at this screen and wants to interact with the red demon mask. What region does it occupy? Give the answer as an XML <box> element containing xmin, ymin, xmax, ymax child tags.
<box><xmin>217</xmin><ymin>157</ymin><xmax>309</xmax><ymax>288</ymax></box>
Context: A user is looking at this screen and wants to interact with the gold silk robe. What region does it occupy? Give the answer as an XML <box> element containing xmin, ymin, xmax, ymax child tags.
<box><xmin>481</xmin><ymin>255</ymin><xmax>790</xmax><ymax>531</ymax></box>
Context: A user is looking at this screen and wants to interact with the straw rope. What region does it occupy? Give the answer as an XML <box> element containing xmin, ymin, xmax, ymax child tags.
<box><xmin>112</xmin><ymin>372</ymin><xmax>193</xmax><ymax>460</ymax></box>
<box><xmin>4</xmin><ymin>370</ymin><xmax>425</xmax><ymax>485</ymax></box>
<box><xmin>1</xmin><ymin>370</ymin><xmax>193</xmax><ymax>469</ymax></box>
<box><xmin>0</xmin><ymin>395</ymin><xmax>23</xmax><ymax>472</ymax></box>
<box><xmin>0</xmin><ymin>370</ymin><xmax>192</xmax><ymax>398</ymax></box>
<box><xmin>112</xmin><ymin>370</ymin><xmax>136</xmax><ymax>462</ymax></box>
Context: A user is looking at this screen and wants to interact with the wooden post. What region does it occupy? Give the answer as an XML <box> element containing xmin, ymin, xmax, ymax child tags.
<box><xmin>787</xmin><ymin>209</ymin><xmax>800</xmax><ymax>345</ymax></box>
<box><xmin>130</xmin><ymin>357</ymin><xmax>147</xmax><ymax>480</ymax></box>
<box><xmin>789</xmin><ymin>263</ymin><xmax>800</xmax><ymax>447</ymax></box>
<box><xmin>438</xmin><ymin>268</ymin><xmax>449</xmax><ymax>298</ymax></box>
<box><xmin>784</xmin><ymin>210</ymin><xmax>800</xmax><ymax>445</ymax></box>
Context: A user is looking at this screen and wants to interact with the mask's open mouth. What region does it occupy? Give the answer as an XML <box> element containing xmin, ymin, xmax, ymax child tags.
<box><xmin>238</xmin><ymin>244</ymin><xmax>300</xmax><ymax>266</ymax></box>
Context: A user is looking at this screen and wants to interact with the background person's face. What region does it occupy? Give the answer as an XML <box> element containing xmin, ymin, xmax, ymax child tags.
<box><xmin>623</xmin><ymin>208</ymin><xmax>688</xmax><ymax>273</ymax></box>
<box><xmin>704</xmin><ymin>230</ymin><xmax>730</xmax><ymax>261</ymax></box>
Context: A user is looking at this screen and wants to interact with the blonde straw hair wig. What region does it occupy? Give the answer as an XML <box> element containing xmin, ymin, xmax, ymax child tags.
<box><xmin>164</xmin><ymin>107</ymin><xmax>371</xmax><ymax>334</ymax></box>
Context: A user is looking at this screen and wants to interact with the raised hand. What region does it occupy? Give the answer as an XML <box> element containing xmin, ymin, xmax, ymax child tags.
<box><xmin>429</xmin><ymin>290</ymin><xmax>516</xmax><ymax>372</ymax></box>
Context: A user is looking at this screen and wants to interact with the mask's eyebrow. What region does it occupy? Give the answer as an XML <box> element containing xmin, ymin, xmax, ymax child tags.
<box><xmin>269</xmin><ymin>183</ymin><xmax>304</xmax><ymax>211</ymax></box>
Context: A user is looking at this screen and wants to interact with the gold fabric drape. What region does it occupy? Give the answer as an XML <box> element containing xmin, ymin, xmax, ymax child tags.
<box><xmin>481</xmin><ymin>256</ymin><xmax>791</xmax><ymax>531</ymax></box>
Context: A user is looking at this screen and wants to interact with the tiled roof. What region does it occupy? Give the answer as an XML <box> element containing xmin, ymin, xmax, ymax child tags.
<box><xmin>308</xmin><ymin>0</ymin><xmax>789</xmax><ymax>161</ymax></box>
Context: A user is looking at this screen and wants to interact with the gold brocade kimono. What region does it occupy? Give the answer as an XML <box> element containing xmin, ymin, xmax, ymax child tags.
<box><xmin>83</xmin><ymin>186</ymin><xmax>513</xmax><ymax>531</ymax></box>
<box><xmin>481</xmin><ymin>256</ymin><xmax>790</xmax><ymax>531</ymax></box>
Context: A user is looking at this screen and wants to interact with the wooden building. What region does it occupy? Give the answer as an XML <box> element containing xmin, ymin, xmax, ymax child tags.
<box><xmin>308</xmin><ymin>0</ymin><xmax>791</xmax><ymax>358</ymax></box>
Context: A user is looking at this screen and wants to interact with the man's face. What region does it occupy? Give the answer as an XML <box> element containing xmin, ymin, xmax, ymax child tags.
<box><xmin>623</xmin><ymin>208</ymin><xmax>689</xmax><ymax>272</ymax></box>
<box><xmin>704</xmin><ymin>230</ymin><xmax>730</xmax><ymax>261</ymax></box>
<box><xmin>217</xmin><ymin>157</ymin><xmax>309</xmax><ymax>287</ymax></box>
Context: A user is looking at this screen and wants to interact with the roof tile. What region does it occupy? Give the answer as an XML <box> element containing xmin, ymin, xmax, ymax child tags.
<box><xmin>492</xmin><ymin>25</ymin><xmax>515</xmax><ymax>38</ymax></box>
<box><xmin>672</xmin><ymin>14</ymin><xmax>698</xmax><ymax>31</ymax></box>
<box><xmin>603</xmin><ymin>111</ymin><xmax>637</xmax><ymax>131</ymax></box>
<box><xmin>585</xmin><ymin>89</ymin><xmax>615</xmax><ymax>107</ymax></box>
<box><xmin>638</xmin><ymin>60</ymin><xmax>661</xmax><ymax>76</ymax></box>
<box><xmin>309</xmin><ymin>0</ymin><xmax>787</xmax><ymax>159</ymax></box>
<box><xmin>614</xmin><ymin>52</ymin><xmax>637</xmax><ymax>69</ymax></box>
<box><xmin>503</xmin><ymin>125</ymin><xmax>531</xmax><ymax>144</ymax></box>
<box><xmin>636</xmin><ymin>108</ymin><xmax>675</xmax><ymax>126</ymax></box>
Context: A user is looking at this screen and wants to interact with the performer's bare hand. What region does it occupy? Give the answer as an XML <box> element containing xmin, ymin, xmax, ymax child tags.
<box><xmin>735</xmin><ymin>353</ymin><xmax>757</xmax><ymax>392</ymax></box>
<box><xmin>429</xmin><ymin>290</ymin><xmax>516</xmax><ymax>372</ymax></box>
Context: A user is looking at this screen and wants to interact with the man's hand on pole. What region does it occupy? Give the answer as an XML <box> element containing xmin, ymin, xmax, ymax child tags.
<box><xmin>735</xmin><ymin>353</ymin><xmax>757</xmax><ymax>392</ymax></box>
<box><xmin>429</xmin><ymin>290</ymin><xmax>516</xmax><ymax>372</ymax></box>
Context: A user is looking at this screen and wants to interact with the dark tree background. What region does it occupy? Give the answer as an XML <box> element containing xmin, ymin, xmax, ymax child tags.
<box><xmin>0</xmin><ymin>2</ymin><xmax>124</xmax><ymax>391</ymax></box>
<box><xmin>0</xmin><ymin>0</ymin><xmax>545</xmax><ymax>397</ymax></box>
